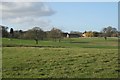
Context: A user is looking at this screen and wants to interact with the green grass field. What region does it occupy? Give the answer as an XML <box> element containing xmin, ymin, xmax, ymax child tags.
<box><xmin>2</xmin><ymin>37</ymin><xmax>118</xmax><ymax>49</ymax></box>
<box><xmin>2</xmin><ymin>37</ymin><xmax>119</xmax><ymax>78</ymax></box>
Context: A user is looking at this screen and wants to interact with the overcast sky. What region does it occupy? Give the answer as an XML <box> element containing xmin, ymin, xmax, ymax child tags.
<box><xmin>0</xmin><ymin>1</ymin><xmax>118</xmax><ymax>32</ymax></box>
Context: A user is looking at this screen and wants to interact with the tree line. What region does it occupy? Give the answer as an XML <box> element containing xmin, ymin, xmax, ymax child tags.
<box><xmin>1</xmin><ymin>25</ymin><xmax>119</xmax><ymax>42</ymax></box>
<box><xmin>1</xmin><ymin>25</ymin><xmax>63</xmax><ymax>43</ymax></box>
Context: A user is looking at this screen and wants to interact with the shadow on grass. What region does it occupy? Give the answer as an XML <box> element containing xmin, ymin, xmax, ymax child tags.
<box><xmin>69</xmin><ymin>42</ymin><xmax>89</xmax><ymax>44</ymax></box>
<box><xmin>82</xmin><ymin>46</ymin><xmax>117</xmax><ymax>49</ymax></box>
<box><xmin>2</xmin><ymin>44</ymin><xmax>67</xmax><ymax>48</ymax></box>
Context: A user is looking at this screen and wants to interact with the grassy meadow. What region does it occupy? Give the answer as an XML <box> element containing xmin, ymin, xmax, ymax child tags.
<box><xmin>2</xmin><ymin>37</ymin><xmax>119</xmax><ymax>78</ymax></box>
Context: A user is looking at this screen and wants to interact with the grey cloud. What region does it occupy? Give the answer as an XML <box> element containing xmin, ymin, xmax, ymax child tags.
<box><xmin>1</xmin><ymin>2</ymin><xmax>55</xmax><ymax>30</ymax></box>
<box><xmin>7</xmin><ymin>17</ymin><xmax>51</xmax><ymax>26</ymax></box>
<box><xmin>1</xmin><ymin>2</ymin><xmax>55</xmax><ymax>19</ymax></box>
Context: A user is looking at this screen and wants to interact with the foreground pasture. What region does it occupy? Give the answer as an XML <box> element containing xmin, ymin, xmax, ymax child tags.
<box><xmin>2</xmin><ymin>48</ymin><xmax>118</xmax><ymax>78</ymax></box>
<box><xmin>2</xmin><ymin>37</ymin><xmax>119</xmax><ymax>78</ymax></box>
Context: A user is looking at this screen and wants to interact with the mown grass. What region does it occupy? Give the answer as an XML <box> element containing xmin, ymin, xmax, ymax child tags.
<box><xmin>2</xmin><ymin>37</ymin><xmax>119</xmax><ymax>78</ymax></box>
<box><xmin>2</xmin><ymin>47</ymin><xmax>118</xmax><ymax>78</ymax></box>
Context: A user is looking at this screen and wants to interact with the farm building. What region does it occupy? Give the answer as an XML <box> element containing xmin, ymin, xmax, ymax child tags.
<box><xmin>62</xmin><ymin>33</ymin><xmax>81</xmax><ymax>38</ymax></box>
<box><xmin>82</xmin><ymin>31</ymin><xmax>87</xmax><ymax>37</ymax></box>
<box><xmin>62</xmin><ymin>33</ymin><xmax>69</xmax><ymax>38</ymax></box>
<box><xmin>69</xmin><ymin>33</ymin><xmax>80</xmax><ymax>38</ymax></box>
<box><xmin>82</xmin><ymin>31</ymin><xmax>94</xmax><ymax>37</ymax></box>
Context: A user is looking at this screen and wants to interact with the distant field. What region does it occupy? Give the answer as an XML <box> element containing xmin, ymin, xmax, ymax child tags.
<box><xmin>2</xmin><ymin>37</ymin><xmax>118</xmax><ymax>49</ymax></box>
<box><xmin>2</xmin><ymin>37</ymin><xmax>119</xmax><ymax>78</ymax></box>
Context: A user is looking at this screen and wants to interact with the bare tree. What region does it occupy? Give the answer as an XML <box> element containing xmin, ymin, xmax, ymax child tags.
<box><xmin>23</xmin><ymin>27</ymin><xmax>45</xmax><ymax>44</ymax></box>
<box><xmin>0</xmin><ymin>25</ymin><xmax>9</xmax><ymax>38</ymax></box>
<box><xmin>102</xmin><ymin>26</ymin><xmax>118</xmax><ymax>40</ymax></box>
<box><xmin>19</xmin><ymin>30</ymin><xmax>23</xmax><ymax>39</ymax></box>
<box><xmin>49</xmin><ymin>28</ymin><xmax>62</xmax><ymax>42</ymax></box>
